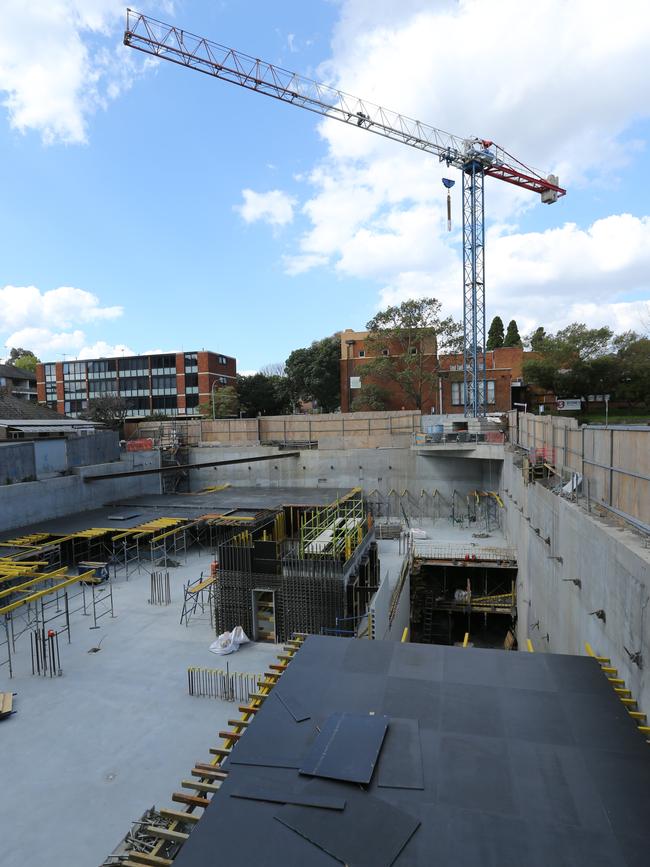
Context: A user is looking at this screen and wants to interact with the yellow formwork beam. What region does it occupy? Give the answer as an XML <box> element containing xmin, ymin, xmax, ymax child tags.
<box><xmin>526</xmin><ymin>639</ymin><xmax>534</xmax><ymax>652</ymax></box>
<box><xmin>0</xmin><ymin>570</ymin><xmax>94</xmax><ymax>616</ymax></box>
<box><xmin>463</xmin><ymin>632</ymin><xmax>470</xmax><ymax>648</ymax></box>
<box><xmin>401</xmin><ymin>627</ymin><xmax>409</xmax><ymax>643</ymax></box>
<box><xmin>0</xmin><ymin>567</ymin><xmax>68</xmax><ymax>600</ymax></box>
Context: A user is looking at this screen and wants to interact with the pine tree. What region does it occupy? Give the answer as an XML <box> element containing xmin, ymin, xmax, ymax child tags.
<box><xmin>486</xmin><ymin>316</ymin><xmax>504</xmax><ymax>350</ymax></box>
<box><xmin>503</xmin><ymin>319</ymin><xmax>522</xmax><ymax>347</ymax></box>
<box><xmin>529</xmin><ymin>326</ymin><xmax>547</xmax><ymax>351</ymax></box>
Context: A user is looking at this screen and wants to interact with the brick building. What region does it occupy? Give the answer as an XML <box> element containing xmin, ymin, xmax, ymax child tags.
<box><xmin>340</xmin><ymin>329</ymin><xmax>531</xmax><ymax>414</ymax></box>
<box><xmin>36</xmin><ymin>350</ymin><xmax>236</xmax><ymax>418</ymax></box>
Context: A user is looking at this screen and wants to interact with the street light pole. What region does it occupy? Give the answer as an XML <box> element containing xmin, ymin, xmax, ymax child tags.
<box><xmin>210</xmin><ymin>378</ymin><xmax>219</xmax><ymax>420</ymax></box>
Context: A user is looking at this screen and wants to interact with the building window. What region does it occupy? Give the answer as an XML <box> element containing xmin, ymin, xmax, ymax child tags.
<box><xmin>409</xmin><ymin>347</ymin><xmax>418</xmax><ymax>355</ymax></box>
<box><xmin>451</xmin><ymin>380</ymin><xmax>496</xmax><ymax>406</ymax></box>
<box><xmin>381</xmin><ymin>349</ymin><xmax>389</xmax><ymax>356</ymax></box>
<box><xmin>218</xmin><ymin>355</ymin><xmax>227</xmax><ymax>365</ymax></box>
<box><xmin>358</xmin><ymin>350</ymin><xmax>365</xmax><ymax>358</ymax></box>
<box><xmin>184</xmin><ymin>352</ymin><xmax>198</xmax><ymax>373</ymax></box>
<box><xmin>218</xmin><ymin>376</ymin><xmax>228</xmax><ymax>385</ymax></box>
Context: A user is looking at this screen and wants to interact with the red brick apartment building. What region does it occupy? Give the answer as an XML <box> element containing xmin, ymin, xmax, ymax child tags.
<box><xmin>36</xmin><ymin>350</ymin><xmax>236</xmax><ymax>418</ymax></box>
<box><xmin>340</xmin><ymin>330</ymin><xmax>530</xmax><ymax>413</ymax></box>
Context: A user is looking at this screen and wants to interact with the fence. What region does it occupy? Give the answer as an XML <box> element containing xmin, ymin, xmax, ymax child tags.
<box><xmin>510</xmin><ymin>411</ymin><xmax>650</xmax><ymax>533</ymax></box>
<box><xmin>125</xmin><ymin>411</ymin><xmax>422</xmax><ymax>447</ymax></box>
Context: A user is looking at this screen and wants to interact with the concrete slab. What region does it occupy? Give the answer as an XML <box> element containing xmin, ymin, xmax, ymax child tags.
<box><xmin>0</xmin><ymin>486</ymin><xmax>348</xmax><ymax>542</ymax></box>
<box><xmin>0</xmin><ymin>550</ymin><xmax>281</xmax><ymax>867</ymax></box>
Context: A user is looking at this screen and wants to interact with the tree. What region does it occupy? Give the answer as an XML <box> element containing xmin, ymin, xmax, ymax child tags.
<box><xmin>81</xmin><ymin>396</ymin><xmax>128</xmax><ymax>428</ymax></box>
<box><xmin>351</xmin><ymin>383</ymin><xmax>389</xmax><ymax>411</ymax></box>
<box><xmin>237</xmin><ymin>373</ymin><xmax>292</xmax><ymax>417</ymax></box>
<box><xmin>361</xmin><ymin>298</ymin><xmax>461</xmax><ymax>410</ymax></box>
<box><xmin>285</xmin><ymin>335</ymin><xmax>340</xmax><ymax>412</ymax></box>
<box><xmin>616</xmin><ymin>336</ymin><xmax>650</xmax><ymax>406</ymax></box>
<box><xmin>503</xmin><ymin>319</ymin><xmax>522</xmax><ymax>347</ymax></box>
<box><xmin>523</xmin><ymin>322</ymin><xmax>617</xmax><ymax>399</ymax></box>
<box><xmin>486</xmin><ymin>316</ymin><xmax>504</xmax><ymax>350</ymax></box>
<box><xmin>204</xmin><ymin>386</ymin><xmax>239</xmax><ymax>418</ymax></box>
<box><xmin>8</xmin><ymin>347</ymin><xmax>40</xmax><ymax>372</ymax></box>
<box><xmin>528</xmin><ymin>326</ymin><xmax>547</xmax><ymax>352</ymax></box>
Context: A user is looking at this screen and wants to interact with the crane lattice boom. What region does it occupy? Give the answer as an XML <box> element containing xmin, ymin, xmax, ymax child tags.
<box><xmin>124</xmin><ymin>9</ymin><xmax>566</xmax><ymax>416</ymax></box>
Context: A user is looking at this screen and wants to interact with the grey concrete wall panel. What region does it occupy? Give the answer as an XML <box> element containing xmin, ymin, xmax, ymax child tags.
<box><xmin>0</xmin><ymin>441</ymin><xmax>36</xmax><ymax>484</ymax></box>
<box><xmin>0</xmin><ymin>450</ymin><xmax>161</xmax><ymax>533</ymax></box>
<box><xmin>66</xmin><ymin>430</ymin><xmax>120</xmax><ymax>467</ymax></box>
<box><xmin>34</xmin><ymin>439</ymin><xmax>67</xmax><ymax>476</ymax></box>
<box><xmin>501</xmin><ymin>449</ymin><xmax>650</xmax><ymax>716</ymax></box>
<box><xmin>186</xmin><ymin>445</ymin><xmax>500</xmax><ymax>506</ymax></box>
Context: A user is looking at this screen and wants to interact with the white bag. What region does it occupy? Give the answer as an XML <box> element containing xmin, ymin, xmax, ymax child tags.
<box><xmin>209</xmin><ymin>625</ymin><xmax>250</xmax><ymax>655</ymax></box>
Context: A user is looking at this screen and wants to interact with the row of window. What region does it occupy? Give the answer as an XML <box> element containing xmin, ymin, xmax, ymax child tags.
<box><xmin>451</xmin><ymin>381</ymin><xmax>496</xmax><ymax>405</ymax></box>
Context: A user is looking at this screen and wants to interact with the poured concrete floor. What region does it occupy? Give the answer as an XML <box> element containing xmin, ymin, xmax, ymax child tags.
<box><xmin>0</xmin><ymin>551</ymin><xmax>281</xmax><ymax>867</ymax></box>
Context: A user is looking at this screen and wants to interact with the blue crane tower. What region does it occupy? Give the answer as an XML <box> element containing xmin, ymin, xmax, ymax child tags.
<box><xmin>124</xmin><ymin>10</ymin><xmax>566</xmax><ymax>417</ymax></box>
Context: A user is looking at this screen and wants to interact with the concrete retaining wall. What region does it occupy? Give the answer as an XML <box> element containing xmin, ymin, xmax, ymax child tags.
<box><xmin>187</xmin><ymin>445</ymin><xmax>501</xmax><ymax>506</ymax></box>
<box><xmin>0</xmin><ymin>442</ymin><xmax>36</xmax><ymax>484</ymax></box>
<box><xmin>502</xmin><ymin>448</ymin><xmax>650</xmax><ymax>713</ymax></box>
<box><xmin>0</xmin><ymin>430</ymin><xmax>121</xmax><ymax>486</ymax></box>
<box><xmin>66</xmin><ymin>430</ymin><xmax>120</xmax><ymax>467</ymax></box>
<box><xmin>0</xmin><ymin>451</ymin><xmax>161</xmax><ymax>532</ymax></box>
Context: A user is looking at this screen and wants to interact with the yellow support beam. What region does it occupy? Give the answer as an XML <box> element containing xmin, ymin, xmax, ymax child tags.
<box><xmin>526</xmin><ymin>639</ymin><xmax>534</xmax><ymax>652</ymax></box>
<box><xmin>0</xmin><ymin>567</ymin><xmax>68</xmax><ymax>600</ymax></box>
<box><xmin>401</xmin><ymin>627</ymin><xmax>409</xmax><ymax>643</ymax></box>
<box><xmin>463</xmin><ymin>632</ymin><xmax>470</xmax><ymax>648</ymax></box>
<box><xmin>0</xmin><ymin>570</ymin><xmax>94</xmax><ymax>616</ymax></box>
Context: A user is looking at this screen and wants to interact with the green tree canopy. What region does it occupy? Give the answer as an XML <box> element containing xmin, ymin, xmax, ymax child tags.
<box><xmin>503</xmin><ymin>319</ymin><xmax>522</xmax><ymax>347</ymax></box>
<box><xmin>522</xmin><ymin>322</ymin><xmax>640</xmax><ymax>403</ymax></box>
<box><xmin>8</xmin><ymin>347</ymin><xmax>40</xmax><ymax>373</ymax></box>
<box><xmin>486</xmin><ymin>316</ymin><xmax>504</xmax><ymax>350</ymax></box>
<box><xmin>351</xmin><ymin>383</ymin><xmax>389</xmax><ymax>412</ymax></box>
<box><xmin>528</xmin><ymin>326</ymin><xmax>547</xmax><ymax>351</ymax></box>
<box><xmin>285</xmin><ymin>335</ymin><xmax>340</xmax><ymax>412</ymax></box>
<box><xmin>206</xmin><ymin>386</ymin><xmax>239</xmax><ymax>418</ymax></box>
<box><xmin>81</xmin><ymin>396</ymin><xmax>128</xmax><ymax>428</ymax></box>
<box><xmin>361</xmin><ymin>298</ymin><xmax>461</xmax><ymax>410</ymax></box>
<box><xmin>236</xmin><ymin>373</ymin><xmax>292</xmax><ymax>417</ymax></box>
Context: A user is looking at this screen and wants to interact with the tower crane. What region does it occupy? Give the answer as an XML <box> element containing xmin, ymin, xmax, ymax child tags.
<box><xmin>124</xmin><ymin>10</ymin><xmax>566</xmax><ymax>417</ymax></box>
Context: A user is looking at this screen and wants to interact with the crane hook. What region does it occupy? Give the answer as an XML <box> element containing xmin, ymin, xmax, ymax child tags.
<box><xmin>442</xmin><ymin>178</ymin><xmax>455</xmax><ymax>231</ymax></box>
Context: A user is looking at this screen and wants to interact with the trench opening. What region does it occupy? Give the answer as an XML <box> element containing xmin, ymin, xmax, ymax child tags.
<box><xmin>410</xmin><ymin>562</ymin><xmax>518</xmax><ymax>649</ymax></box>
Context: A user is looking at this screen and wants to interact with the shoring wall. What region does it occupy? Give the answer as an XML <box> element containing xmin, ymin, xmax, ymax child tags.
<box><xmin>125</xmin><ymin>410</ymin><xmax>421</xmax><ymax>450</ymax></box>
<box><xmin>509</xmin><ymin>411</ymin><xmax>650</xmax><ymax>530</ymax></box>
<box><xmin>501</xmin><ymin>449</ymin><xmax>650</xmax><ymax>712</ymax></box>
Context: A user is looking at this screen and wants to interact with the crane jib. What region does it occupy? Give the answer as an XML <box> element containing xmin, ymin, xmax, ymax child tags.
<box><xmin>124</xmin><ymin>10</ymin><xmax>566</xmax><ymax>417</ymax></box>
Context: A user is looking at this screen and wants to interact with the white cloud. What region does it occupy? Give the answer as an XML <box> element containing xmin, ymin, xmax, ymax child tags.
<box><xmin>0</xmin><ymin>0</ymin><xmax>155</xmax><ymax>144</ymax></box>
<box><xmin>236</xmin><ymin>189</ymin><xmax>296</xmax><ymax>228</ymax></box>
<box><xmin>3</xmin><ymin>327</ymin><xmax>86</xmax><ymax>357</ymax></box>
<box><xmin>0</xmin><ymin>284</ymin><xmax>124</xmax><ymax>359</ymax></box>
<box><xmin>282</xmin><ymin>0</ymin><xmax>650</xmax><ymax>332</ymax></box>
<box><xmin>0</xmin><ymin>285</ymin><xmax>122</xmax><ymax>333</ymax></box>
<box><xmin>77</xmin><ymin>341</ymin><xmax>134</xmax><ymax>359</ymax></box>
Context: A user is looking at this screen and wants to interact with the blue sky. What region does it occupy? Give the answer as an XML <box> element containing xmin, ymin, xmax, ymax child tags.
<box><xmin>1</xmin><ymin>0</ymin><xmax>649</xmax><ymax>372</ymax></box>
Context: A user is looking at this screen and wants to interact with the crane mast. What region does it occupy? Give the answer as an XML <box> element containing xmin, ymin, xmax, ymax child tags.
<box><xmin>124</xmin><ymin>9</ymin><xmax>566</xmax><ymax>417</ymax></box>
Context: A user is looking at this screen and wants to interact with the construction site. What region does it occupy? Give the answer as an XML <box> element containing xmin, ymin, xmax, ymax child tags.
<box><xmin>1</xmin><ymin>403</ymin><xmax>648</xmax><ymax>866</ymax></box>
<box><xmin>1</xmin><ymin>8</ymin><xmax>649</xmax><ymax>867</ymax></box>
